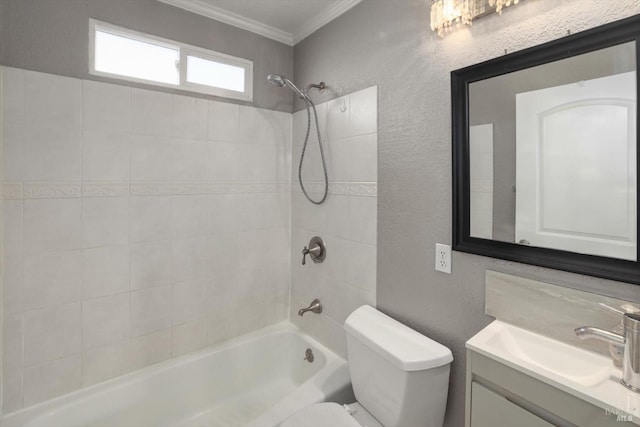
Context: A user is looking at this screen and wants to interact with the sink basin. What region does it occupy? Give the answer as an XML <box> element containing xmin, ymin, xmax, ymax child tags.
<box><xmin>467</xmin><ymin>321</ymin><xmax>614</xmax><ymax>387</ymax></box>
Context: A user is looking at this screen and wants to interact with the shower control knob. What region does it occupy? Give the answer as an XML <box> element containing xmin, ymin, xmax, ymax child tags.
<box><xmin>301</xmin><ymin>236</ymin><xmax>326</xmax><ymax>265</ymax></box>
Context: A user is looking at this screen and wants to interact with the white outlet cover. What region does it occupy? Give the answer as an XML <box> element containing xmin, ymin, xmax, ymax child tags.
<box><xmin>435</xmin><ymin>243</ymin><xmax>451</xmax><ymax>274</ymax></box>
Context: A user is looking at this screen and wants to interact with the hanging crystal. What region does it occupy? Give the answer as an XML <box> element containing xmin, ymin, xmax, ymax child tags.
<box><xmin>489</xmin><ymin>0</ymin><xmax>522</xmax><ymax>15</ymax></box>
<box><xmin>430</xmin><ymin>0</ymin><xmax>473</xmax><ymax>38</ymax></box>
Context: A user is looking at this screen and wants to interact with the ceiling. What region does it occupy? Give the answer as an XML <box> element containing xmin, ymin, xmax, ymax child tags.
<box><xmin>157</xmin><ymin>0</ymin><xmax>362</xmax><ymax>45</ymax></box>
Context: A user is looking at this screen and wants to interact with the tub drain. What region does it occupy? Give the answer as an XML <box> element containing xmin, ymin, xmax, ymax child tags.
<box><xmin>304</xmin><ymin>348</ymin><xmax>314</xmax><ymax>363</ymax></box>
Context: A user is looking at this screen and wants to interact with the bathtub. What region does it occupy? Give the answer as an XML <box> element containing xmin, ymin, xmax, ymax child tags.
<box><xmin>0</xmin><ymin>322</ymin><xmax>353</xmax><ymax>427</ymax></box>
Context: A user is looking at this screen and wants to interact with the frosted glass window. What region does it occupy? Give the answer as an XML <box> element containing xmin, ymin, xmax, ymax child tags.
<box><xmin>186</xmin><ymin>55</ymin><xmax>245</xmax><ymax>92</ymax></box>
<box><xmin>95</xmin><ymin>30</ymin><xmax>179</xmax><ymax>85</ymax></box>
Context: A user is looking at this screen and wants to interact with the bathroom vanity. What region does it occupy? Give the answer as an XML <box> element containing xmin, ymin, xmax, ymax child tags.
<box><xmin>465</xmin><ymin>321</ymin><xmax>639</xmax><ymax>427</ymax></box>
<box><xmin>452</xmin><ymin>14</ymin><xmax>640</xmax><ymax>425</ymax></box>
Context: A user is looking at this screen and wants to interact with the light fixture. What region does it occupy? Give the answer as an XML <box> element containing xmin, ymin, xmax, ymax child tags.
<box><xmin>430</xmin><ymin>0</ymin><xmax>473</xmax><ymax>38</ymax></box>
<box><xmin>489</xmin><ymin>0</ymin><xmax>522</xmax><ymax>15</ymax></box>
<box><xmin>430</xmin><ymin>0</ymin><xmax>527</xmax><ymax>37</ymax></box>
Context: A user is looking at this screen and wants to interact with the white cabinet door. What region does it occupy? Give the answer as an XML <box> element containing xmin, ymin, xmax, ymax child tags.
<box><xmin>471</xmin><ymin>382</ymin><xmax>555</xmax><ymax>427</ymax></box>
<box><xmin>515</xmin><ymin>72</ymin><xmax>636</xmax><ymax>260</ymax></box>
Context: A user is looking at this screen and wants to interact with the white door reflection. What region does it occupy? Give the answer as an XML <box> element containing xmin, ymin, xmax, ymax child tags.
<box><xmin>515</xmin><ymin>72</ymin><xmax>637</xmax><ymax>260</ymax></box>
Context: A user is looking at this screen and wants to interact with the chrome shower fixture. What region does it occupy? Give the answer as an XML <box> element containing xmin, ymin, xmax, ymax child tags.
<box><xmin>306</xmin><ymin>82</ymin><xmax>326</xmax><ymax>93</ymax></box>
<box><xmin>267</xmin><ymin>74</ymin><xmax>326</xmax><ymax>99</ymax></box>
<box><xmin>267</xmin><ymin>73</ymin><xmax>329</xmax><ymax>205</ymax></box>
<box><xmin>267</xmin><ymin>74</ymin><xmax>306</xmax><ymax>99</ymax></box>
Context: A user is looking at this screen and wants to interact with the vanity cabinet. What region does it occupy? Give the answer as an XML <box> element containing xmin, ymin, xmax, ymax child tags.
<box><xmin>470</xmin><ymin>382</ymin><xmax>553</xmax><ymax>427</ymax></box>
<box><xmin>465</xmin><ymin>350</ymin><xmax>636</xmax><ymax>427</ymax></box>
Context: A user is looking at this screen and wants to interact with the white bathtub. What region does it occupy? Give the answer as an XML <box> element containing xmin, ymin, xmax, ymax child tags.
<box><xmin>1</xmin><ymin>322</ymin><xmax>353</xmax><ymax>427</ymax></box>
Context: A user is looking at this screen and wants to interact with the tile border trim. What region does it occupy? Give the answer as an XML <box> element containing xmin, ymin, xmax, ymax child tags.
<box><xmin>3</xmin><ymin>182</ymin><xmax>376</xmax><ymax>199</ymax></box>
<box><xmin>2</xmin><ymin>182</ymin><xmax>294</xmax><ymax>199</ymax></box>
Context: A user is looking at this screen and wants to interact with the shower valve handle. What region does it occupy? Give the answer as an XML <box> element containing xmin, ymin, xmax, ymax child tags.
<box><xmin>301</xmin><ymin>245</ymin><xmax>320</xmax><ymax>265</ymax></box>
<box><xmin>301</xmin><ymin>237</ymin><xmax>326</xmax><ymax>265</ymax></box>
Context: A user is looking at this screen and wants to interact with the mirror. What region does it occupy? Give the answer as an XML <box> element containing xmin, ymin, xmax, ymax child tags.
<box><xmin>452</xmin><ymin>15</ymin><xmax>640</xmax><ymax>284</ymax></box>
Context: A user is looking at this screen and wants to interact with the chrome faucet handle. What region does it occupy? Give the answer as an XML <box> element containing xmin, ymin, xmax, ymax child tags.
<box><xmin>301</xmin><ymin>245</ymin><xmax>319</xmax><ymax>265</ymax></box>
<box><xmin>301</xmin><ymin>237</ymin><xmax>326</xmax><ymax>265</ymax></box>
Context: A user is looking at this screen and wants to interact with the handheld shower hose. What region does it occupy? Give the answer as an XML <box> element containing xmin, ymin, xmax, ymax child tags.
<box><xmin>268</xmin><ymin>74</ymin><xmax>328</xmax><ymax>205</ymax></box>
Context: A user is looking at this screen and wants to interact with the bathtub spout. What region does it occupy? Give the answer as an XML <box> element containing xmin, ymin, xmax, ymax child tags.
<box><xmin>298</xmin><ymin>299</ymin><xmax>322</xmax><ymax>316</ymax></box>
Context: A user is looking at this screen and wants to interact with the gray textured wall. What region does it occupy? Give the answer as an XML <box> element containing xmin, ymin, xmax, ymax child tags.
<box><xmin>294</xmin><ymin>1</ymin><xmax>640</xmax><ymax>426</ymax></box>
<box><xmin>0</xmin><ymin>0</ymin><xmax>294</xmax><ymax>112</ymax></box>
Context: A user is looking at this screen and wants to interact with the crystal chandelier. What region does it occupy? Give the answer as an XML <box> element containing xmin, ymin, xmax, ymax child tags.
<box><xmin>489</xmin><ymin>0</ymin><xmax>522</xmax><ymax>15</ymax></box>
<box><xmin>430</xmin><ymin>0</ymin><xmax>473</xmax><ymax>38</ymax></box>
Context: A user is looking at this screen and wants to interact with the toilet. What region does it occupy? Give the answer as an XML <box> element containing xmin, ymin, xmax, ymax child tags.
<box><xmin>282</xmin><ymin>305</ymin><xmax>453</xmax><ymax>427</ymax></box>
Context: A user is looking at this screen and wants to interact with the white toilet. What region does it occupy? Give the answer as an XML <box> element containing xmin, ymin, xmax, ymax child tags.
<box><xmin>282</xmin><ymin>305</ymin><xmax>453</xmax><ymax>427</ymax></box>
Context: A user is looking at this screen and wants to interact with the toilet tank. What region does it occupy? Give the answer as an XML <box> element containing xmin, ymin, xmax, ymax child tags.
<box><xmin>344</xmin><ymin>306</ymin><xmax>453</xmax><ymax>427</ymax></box>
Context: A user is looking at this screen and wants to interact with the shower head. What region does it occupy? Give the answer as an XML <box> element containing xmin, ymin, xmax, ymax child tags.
<box><xmin>267</xmin><ymin>74</ymin><xmax>286</xmax><ymax>87</ymax></box>
<box><xmin>267</xmin><ymin>74</ymin><xmax>306</xmax><ymax>100</ymax></box>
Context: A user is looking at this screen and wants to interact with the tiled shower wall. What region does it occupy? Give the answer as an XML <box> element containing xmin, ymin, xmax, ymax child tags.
<box><xmin>290</xmin><ymin>86</ymin><xmax>377</xmax><ymax>357</ymax></box>
<box><xmin>0</xmin><ymin>67</ymin><xmax>291</xmax><ymax>412</ymax></box>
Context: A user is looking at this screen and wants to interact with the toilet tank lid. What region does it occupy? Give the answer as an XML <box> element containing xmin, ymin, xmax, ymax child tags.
<box><xmin>344</xmin><ymin>305</ymin><xmax>453</xmax><ymax>371</ymax></box>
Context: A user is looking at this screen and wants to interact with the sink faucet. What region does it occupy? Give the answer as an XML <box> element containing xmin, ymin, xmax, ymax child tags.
<box><xmin>575</xmin><ymin>312</ymin><xmax>640</xmax><ymax>393</ymax></box>
<box><xmin>574</xmin><ymin>326</ymin><xmax>625</xmax><ymax>345</ymax></box>
<box><xmin>298</xmin><ymin>299</ymin><xmax>322</xmax><ymax>316</ymax></box>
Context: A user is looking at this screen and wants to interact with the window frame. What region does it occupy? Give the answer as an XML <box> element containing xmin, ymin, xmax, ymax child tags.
<box><xmin>89</xmin><ymin>19</ymin><xmax>253</xmax><ymax>102</ymax></box>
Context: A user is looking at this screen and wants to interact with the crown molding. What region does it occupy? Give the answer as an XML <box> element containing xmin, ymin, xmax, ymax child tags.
<box><xmin>292</xmin><ymin>0</ymin><xmax>362</xmax><ymax>44</ymax></box>
<box><xmin>158</xmin><ymin>0</ymin><xmax>363</xmax><ymax>46</ymax></box>
<box><xmin>158</xmin><ymin>0</ymin><xmax>294</xmax><ymax>45</ymax></box>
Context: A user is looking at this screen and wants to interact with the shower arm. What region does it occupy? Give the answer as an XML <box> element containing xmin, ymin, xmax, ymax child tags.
<box><xmin>306</xmin><ymin>82</ymin><xmax>326</xmax><ymax>93</ymax></box>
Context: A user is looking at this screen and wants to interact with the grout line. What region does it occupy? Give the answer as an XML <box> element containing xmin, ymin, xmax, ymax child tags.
<box><xmin>127</xmin><ymin>84</ymin><xmax>135</xmax><ymax>366</ymax></box>
<box><xmin>79</xmin><ymin>78</ymin><xmax>86</xmax><ymax>388</ymax></box>
<box><xmin>0</xmin><ymin>65</ymin><xmax>5</xmax><ymax>413</ymax></box>
<box><xmin>17</xmin><ymin>68</ymin><xmax>26</xmax><ymax>412</ymax></box>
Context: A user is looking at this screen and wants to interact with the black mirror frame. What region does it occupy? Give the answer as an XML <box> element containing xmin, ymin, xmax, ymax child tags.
<box><xmin>452</xmin><ymin>14</ymin><xmax>640</xmax><ymax>285</ymax></box>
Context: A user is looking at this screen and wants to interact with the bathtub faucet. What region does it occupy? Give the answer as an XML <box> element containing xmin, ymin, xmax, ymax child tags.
<box><xmin>298</xmin><ymin>299</ymin><xmax>322</xmax><ymax>316</ymax></box>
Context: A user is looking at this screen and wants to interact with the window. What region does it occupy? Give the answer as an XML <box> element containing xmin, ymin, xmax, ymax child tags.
<box><xmin>94</xmin><ymin>29</ymin><xmax>180</xmax><ymax>85</ymax></box>
<box><xmin>89</xmin><ymin>19</ymin><xmax>253</xmax><ymax>101</ymax></box>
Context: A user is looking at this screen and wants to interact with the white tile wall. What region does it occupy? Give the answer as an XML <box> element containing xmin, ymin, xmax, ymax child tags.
<box><xmin>130</xmin><ymin>241</ymin><xmax>172</xmax><ymax>290</ymax></box>
<box><xmin>130</xmin><ymin>286</ymin><xmax>172</xmax><ymax>337</ymax></box>
<box><xmin>3</xmin><ymin>126</ymin><xmax>23</xmax><ymax>181</ymax></box>
<box><xmin>0</xmin><ymin>68</ymin><xmax>372</xmax><ymax>412</ymax></box>
<box><xmin>82</xmin><ymin>246</ymin><xmax>130</xmax><ymax>299</ymax></box>
<box><xmin>82</xmin><ymin>197</ymin><xmax>130</xmax><ymax>248</ymax></box>
<box><xmin>130</xmin><ymin>135</ymin><xmax>173</xmax><ymax>182</ymax></box>
<box><xmin>22</xmin><ymin>354</ymin><xmax>82</xmax><ymax>408</ymax></box>
<box><xmin>82</xmin><ymin>340</ymin><xmax>132</xmax><ymax>387</ymax></box>
<box><xmin>23</xmin><ymin>126</ymin><xmax>82</xmax><ymax>182</ymax></box>
<box><xmin>22</xmin><ymin>303</ymin><xmax>81</xmax><ymax>367</ymax></box>
<box><xmin>171</xmin><ymin>317</ymin><xmax>208</xmax><ymax>357</ymax></box>
<box><xmin>23</xmin><ymin>199</ymin><xmax>82</xmax><ymax>255</ymax></box>
<box><xmin>172</xmin><ymin>95</ymin><xmax>208</xmax><ymax>140</ymax></box>
<box><xmin>82</xmin><ymin>293</ymin><xmax>130</xmax><ymax>350</ymax></box>
<box><xmin>23</xmin><ymin>71</ymin><xmax>82</xmax><ymax>131</ymax></box>
<box><xmin>130</xmin><ymin>89</ymin><xmax>172</xmax><ymax>137</ymax></box>
<box><xmin>82</xmin><ymin>130</ymin><xmax>131</xmax><ymax>182</ymax></box>
<box><xmin>23</xmin><ymin>250</ymin><xmax>81</xmax><ymax>310</ymax></box>
<box><xmin>1</xmin><ymin>67</ymin><xmax>292</xmax><ymax>412</ymax></box>
<box><xmin>170</xmin><ymin>140</ymin><xmax>209</xmax><ymax>182</ymax></box>
<box><xmin>129</xmin><ymin>329</ymin><xmax>172</xmax><ymax>371</ymax></box>
<box><xmin>290</xmin><ymin>86</ymin><xmax>378</xmax><ymax>358</ymax></box>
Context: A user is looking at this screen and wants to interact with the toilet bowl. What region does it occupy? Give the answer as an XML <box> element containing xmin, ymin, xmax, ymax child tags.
<box><xmin>281</xmin><ymin>305</ymin><xmax>453</xmax><ymax>427</ymax></box>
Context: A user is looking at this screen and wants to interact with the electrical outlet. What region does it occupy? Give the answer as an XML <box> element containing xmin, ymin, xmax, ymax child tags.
<box><xmin>435</xmin><ymin>243</ymin><xmax>451</xmax><ymax>274</ymax></box>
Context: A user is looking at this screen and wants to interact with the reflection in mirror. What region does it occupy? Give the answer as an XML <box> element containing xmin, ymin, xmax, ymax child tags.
<box><xmin>468</xmin><ymin>42</ymin><xmax>637</xmax><ymax>261</ymax></box>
